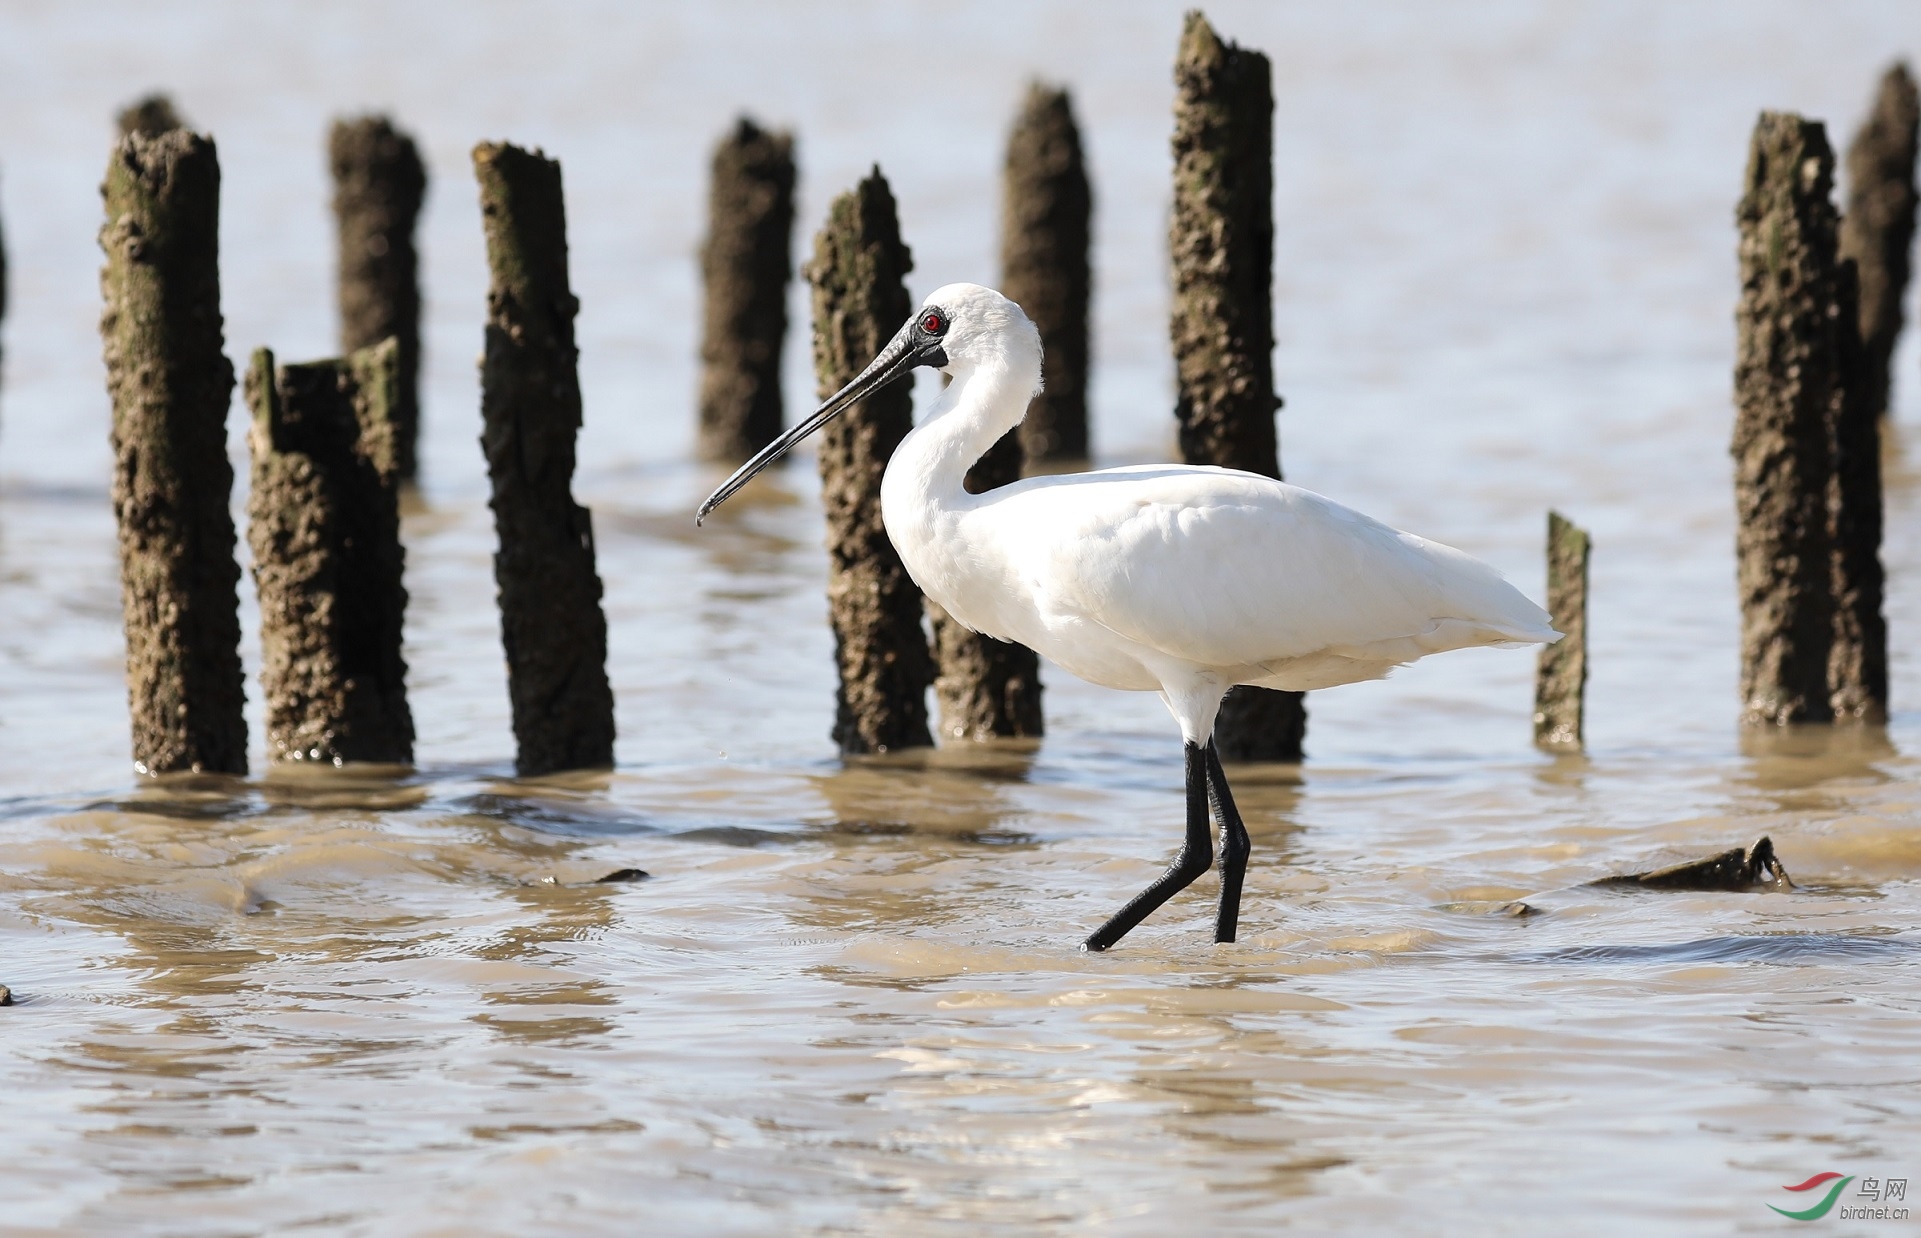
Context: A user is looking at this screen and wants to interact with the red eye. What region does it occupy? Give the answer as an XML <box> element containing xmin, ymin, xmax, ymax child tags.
<box><xmin>920</xmin><ymin>311</ymin><xmax>944</xmax><ymax>334</ymax></box>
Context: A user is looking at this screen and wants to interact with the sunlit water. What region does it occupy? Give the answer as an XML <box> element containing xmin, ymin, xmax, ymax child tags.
<box><xmin>3</xmin><ymin>2</ymin><xmax>1921</xmax><ymax>1232</ymax></box>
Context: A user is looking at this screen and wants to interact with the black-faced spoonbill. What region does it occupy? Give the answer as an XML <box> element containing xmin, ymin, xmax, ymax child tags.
<box><xmin>699</xmin><ymin>283</ymin><xmax>1558</xmax><ymax>951</ymax></box>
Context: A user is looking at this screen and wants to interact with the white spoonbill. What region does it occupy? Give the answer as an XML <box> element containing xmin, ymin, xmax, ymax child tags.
<box><xmin>699</xmin><ymin>283</ymin><xmax>1557</xmax><ymax>951</ymax></box>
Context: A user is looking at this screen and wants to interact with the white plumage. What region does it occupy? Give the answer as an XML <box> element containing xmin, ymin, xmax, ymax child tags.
<box><xmin>701</xmin><ymin>281</ymin><xmax>1557</xmax><ymax>950</ymax></box>
<box><xmin>880</xmin><ymin>284</ymin><xmax>1556</xmax><ymax>745</ymax></box>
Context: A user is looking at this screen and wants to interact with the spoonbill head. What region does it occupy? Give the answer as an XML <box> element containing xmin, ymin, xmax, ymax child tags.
<box><xmin>701</xmin><ymin>282</ymin><xmax>1558</xmax><ymax>951</ymax></box>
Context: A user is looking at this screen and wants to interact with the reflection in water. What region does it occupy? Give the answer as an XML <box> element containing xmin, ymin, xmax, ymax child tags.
<box><xmin>788</xmin><ymin>746</ymin><xmax>1040</xmax><ymax>940</ymax></box>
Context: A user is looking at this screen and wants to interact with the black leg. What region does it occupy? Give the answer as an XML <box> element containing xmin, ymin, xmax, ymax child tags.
<box><xmin>1206</xmin><ymin>741</ymin><xmax>1250</xmax><ymax>943</ymax></box>
<box><xmin>1084</xmin><ymin>741</ymin><xmax>1213</xmax><ymax>952</ymax></box>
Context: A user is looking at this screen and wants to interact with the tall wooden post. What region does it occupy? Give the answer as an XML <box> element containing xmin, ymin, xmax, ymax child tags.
<box><xmin>1828</xmin><ymin>260</ymin><xmax>1887</xmax><ymax>722</ymax></box>
<box><xmin>98</xmin><ymin>129</ymin><xmax>247</xmax><ymax>774</ymax></box>
<box><xmin>1533</xmin><ymin>512</ymin><xmax>1589</xmax><ymax>750</ymax></box>
<box><xmin>697</xmin><ymin>117</ymin><xmax>796</xmax><ymax>463</ymax></box>
<box><xmin>1732</xmin><ymin>113</ymin><xmax>1842</xmax><ymax>726</ymax></box>
<box><xmin>1169</xmin><ymin>11</ymin><xmax>1304</xmax><ymax>761</ymax></box>
<box><xmin>1001</xmin><ymin>83</ymin><xmax>1092</xmax><ymax>466</ymax></box>
<box><xmin>1839</xmin><ymin>63</ymin><xmax>1918</xmax><ymax>422</ymax></box>
<box><xmin>473</xmin><ymin>142</ymin><xmax>616</xmax><ymax>775</ymax></box>
<box><xmin>805</xmin><ymin>170</ymin><xmax>934</xmax><ymax>754</ymax></box>
<box><xmin>245</xmin><ymin>340</ymin><xmax>414</xmax><ymax>764</ymax></box>
<box><xmin>331</xmin><ymin>115</ymin><xmax>427</xmax><ymax>481</ymax></box>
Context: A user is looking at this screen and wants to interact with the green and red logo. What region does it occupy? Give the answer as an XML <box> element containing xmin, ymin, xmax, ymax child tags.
<box><xmin>1770</xmin><ymin>1172</ymin><xmax>1854</xmax><ymax>1221</ymax></box>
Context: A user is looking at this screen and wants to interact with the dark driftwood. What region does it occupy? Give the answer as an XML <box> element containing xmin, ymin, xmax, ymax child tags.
<box><xmin>1170</xmin><ymin>12</ymin><xmax>1304</xmax><ymax>762</ymax></box>
<box><xmin>473</xmin><ymin>142</ymin><xmax>616</xmax><ymax>776</ymax></box>
<box><xmin>804</xmin><ymin>170</ymin><xmax>934</xmax><ymax>754</ymax></box>
<box><xmin>1533</xmin><ymin>511</ymin><xmax>1589</xmax><ymax>750</ymax></box>
<box><xmin>697</xmin><ymin>117</ymin><xmax>796</xmax><ymax>463</ymax></box>
<box><xmin>99</xmin><ymin>129</ymin><xmax>246</xmax><ymax>775</ymax></box>
<box><xmin>1732</xmin><ymin>113</ymin><xmax>1841</xmax><ymax>726</ymax></box>
<box><xmin>1590</xmin><ymin>836</ymin><xmax>1792</xmax><ymax>893</ymax></box>
<box><xmin>1001</xmin><ymin>83</ymin><xmax>1091</xmax><ymax>466</ymax></box>
<box><xmin>331</xmin><ymin>115</ymin><xmax>426</xmax><ymax>481</ymax></box>
<box><xmin>245</xmin><ymin>340</ymin><xmax>413</xmax><ymax>764</ymax></box>
<box><xmin>1839</xmin><ymin>63</ymin><xmax>1919</xmax><ymax>422</ymax></box>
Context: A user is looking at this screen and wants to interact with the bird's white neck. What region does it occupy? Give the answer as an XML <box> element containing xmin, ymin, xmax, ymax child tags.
<box><xmin>879</xmin><ymin>352</ymin><xmax>1039</xmax><ymax>622</ymax></box>
<box><xmin>882</xmin><ymin>354</ymin><xmax>1037</xmax><ymax>519</ymax></box>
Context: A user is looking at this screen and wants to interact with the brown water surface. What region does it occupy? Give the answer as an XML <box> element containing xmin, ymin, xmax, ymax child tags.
<box><xmin>2</xmin><ymin>2</ymin><xmax>1920</xmax><ymax>1232</ymax></box>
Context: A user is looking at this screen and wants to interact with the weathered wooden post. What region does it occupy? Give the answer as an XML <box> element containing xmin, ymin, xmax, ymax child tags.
<box><xmin>697</xmin><ymin>117</ymin><xmax>796</xmax><ymax>464</ymax></box>
<box><xmin>473</xmin><ymin>142</ymin><xmax>616</xmax><ymax>775</ymax></box>
<box><xmin>927</xmin><ymin>438</ymin><xmax>1045</xmax><ymax>741</ymax></box>
<box><xmin>98</xmin><ymin>129</ymin><xmax>247</xmax><ymax>774</ymax></box>
<box><xmin>805</xmin><ymin>170</ymin><xmax>934</xmax><ymax>753</ymax></box>
<box><xmin>331</xmin><ymin>116</ymin><xmax>427</xmax><ymax>481</ymax></box>
<box><xmin>1828</xmin><ymin>260</ymin><xmax>1887</xmax><ymax>722</ymax></box>
<box><xmin>245</xmin><ymin>340</ymin><xmax>414</xmax><ymax>764</ymax></box>
<box><xmin>1001</xmin><ymin>83</ymin><xmax>1091</xmax><ymax>466</ymax></box>
<box><xmin>1733</xmin><ymin>112</ymin><xmax>1843</xmax><ymax>726</ymax></box>
<box><xmin>1533</xmin><ymin>511</ymin><xmax>1589</xmax><ymax>750</ymax></box>
<box><xmin>1839</xmin><ymin>63</ymin><xmax>1918</xmax><ymax>422</ymax></box>
<box><xmin>116</xmin><ymin>94</ymin><xmax>186</xmax><ymax>140</ymax></box>
<box><xmin>1169</xmin><ymin>11</ymin><xmax>1304</xmax><ymax>762</ymax></box>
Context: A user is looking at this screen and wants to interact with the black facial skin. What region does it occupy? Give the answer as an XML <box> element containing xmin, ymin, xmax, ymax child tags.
<box><xmin>914</xmin><ymin>305</ymin><xmax>950</xmax><ymax>369</ymax></box>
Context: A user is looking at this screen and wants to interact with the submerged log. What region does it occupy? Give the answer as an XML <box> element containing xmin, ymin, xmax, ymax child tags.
<box><xmin>99</xmin><ymin>128</ymin><xmax>247</xmax><ymax>775</ymax></box>
<box><xmin>1170</xmin><ymin>11</ymin><xmax>1304</xmax><ymax>762</ymax></box>
<box><xmin>1001</xmin><ymin>83</ymin><xmax>1092</xmax><ymax>466</ymax></box>
<box><xmin>474</xmin><ymin>142</ymin><xmax>616</xmax><ymax>776</ymax></box>
<box><xmin>1732</xmin><ymin>113</ymin><xmax>1841</xmax><ymax>726</ymax></box>
<box><xmin>804</xmin><ymin>169</ymin><xmax>934</xmax><ymax>754</ymax></box>
<box><xmin>697</xmin><ymin>117</ymin><xmax>796</xmax><ymax>464</ymax></box>
<box><xmin>1533</xmin><ymin>511</ymin><xmax>1590</xmax><ymax>750</ymax></box>
<box><xmin>1839</xmin><ymin>62</ymin><xmax>1919</xmax><ymax>422</ymax></box>
<box><xmin>331</xmin><ymin>115</ymin><xmax>427</xmax><ymax>481</ymax></box>
<box><xmin>245</xmin><ymin>340</ymin><xmax>413</xmax><ymax>764</ymax></box>
<box><xmin>1590</xmin><ymin>836</ymin><xmax>1793</xmax><ymax>893</ymax></box>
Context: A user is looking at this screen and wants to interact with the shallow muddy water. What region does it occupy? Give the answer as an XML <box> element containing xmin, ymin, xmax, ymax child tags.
<box><xmin>3</xmin><ymin>2</ymin><xmax>1921</xmax><ymax>1233</ymax></box>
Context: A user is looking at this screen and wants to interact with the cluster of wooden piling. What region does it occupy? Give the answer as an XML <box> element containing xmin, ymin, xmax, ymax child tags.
<box><xmin>67</xmin><ymin>31</ymin><xmax>1921</xmax><ymax>781</ymax></box>
<box><xmin>781</xmin><ymin>13</ymin><xmax>1301</xmax><ymax>759</ymax></box>
<box><xmin>1730</xmin><ymin>73</ymin><xmax>1916</xmax><ymax>732</ymax></box>
<box><xmin>1534</xmin><ymin>67</ymin><xmax>1916</xmax><ymax>752</ymax></box>
<box><xmin>91</xmin><ymin>96</ymin><xmax>615</xmax><ymax>777</ymax></box>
